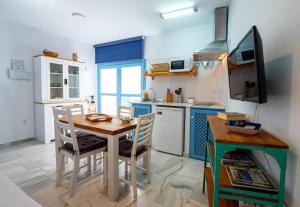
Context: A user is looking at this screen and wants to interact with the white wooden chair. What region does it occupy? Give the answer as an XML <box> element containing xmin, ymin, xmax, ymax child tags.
<box><xmin>118</xmin><ymin>106</ymin><xmax>133</xmax><ymax>119</ymax></box>
<box><xmin>64</xmin><ymin>104</ymin><xmax>106</xmax><ymax>171</ymax></box>
<box><xmin>53</xmin><ymin>108</ymin><xmax>107</xmax><ymax>196</ymax></box>
<box><xmin>118</xmin><ymin>106</ymin><xmax>134</xmax><ymax>141</ymax></box>
<box><xmin>118</xmin><ymin>113</ymin><xmax>155</xmax><ymax>198</ymax></box>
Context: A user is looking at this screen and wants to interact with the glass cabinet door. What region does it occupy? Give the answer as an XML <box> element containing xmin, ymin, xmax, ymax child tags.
<box><xmin>68</xmin><ymin>66</ymin><xmax>80</xmax><ymax>98</ymax></box>
<box><xmin>49</xmin><ymin>63</ymin><xmax>64</xmax><ymax>99</ymax></box>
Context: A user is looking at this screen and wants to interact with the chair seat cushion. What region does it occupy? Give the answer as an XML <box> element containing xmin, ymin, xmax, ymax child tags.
<box><xmin>119</xmin><ymin>139</ymin><xmax>146</xmax><ymax>157</ymax></box>
<box><xmin>62</xmin><ymin>136</ymin><xmax>107</xmax><ymax>154</ymax></box>
<box><xmin>119</xmin><ymin>135</ymin><xmax>127</xmax><ymax>140</ymax></box>
<box><xmin>67</xmin><ymin>131</ymin><xmax>106</xmax><ymax>141</ymax></box>
<box><xmin>67</xmin><ymin>131</ymin><xmax>93</xmax><ymax>138</ymax></box>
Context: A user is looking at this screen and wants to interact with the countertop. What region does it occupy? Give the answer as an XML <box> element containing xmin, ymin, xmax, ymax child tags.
<box><xmin>131</xmin><ymin>100</ymin><xmax>225</xmax><ymax>110</ymax></box>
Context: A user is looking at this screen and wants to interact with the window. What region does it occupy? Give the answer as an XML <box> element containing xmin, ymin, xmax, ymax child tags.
<box><xmin>98</xmin><ymin>60</ymin><xmax>145</xmax><ymax>115</ymax></box>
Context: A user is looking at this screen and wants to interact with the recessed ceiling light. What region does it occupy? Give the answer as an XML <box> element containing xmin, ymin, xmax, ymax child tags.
<box><xmin>72</xmin><ymin>12</ymin><xmax>85</xmax><ymax>21</ymax></box>
<box><xmin>160</xmin><ymin>7</ymin><xmax>198</xmax><ymax>19</ymax></box>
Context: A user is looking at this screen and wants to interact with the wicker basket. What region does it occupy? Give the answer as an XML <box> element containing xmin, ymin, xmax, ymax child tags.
<box><xmin>43</xmin><ymin>49</ymin><xmax>59</xmax><ymax>58</ymax></box>
<box><xmin>151</xmin><ymin>63</ymin><xmax>170</xmax><ymax>73</ymax></box>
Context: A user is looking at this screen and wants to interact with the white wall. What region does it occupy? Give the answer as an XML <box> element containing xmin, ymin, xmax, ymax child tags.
<box><xmin>0</xmin><ymin>18</ymin><xmax>97</xmax><ymax>145</ymax></box>
<box><xmin>228</xmin><ymin>1</ymin><xmax>300</xmax><ymax>206</ymax></box>
<box><xmin>144</xmin><ymin>24</ymin><xmax>229</xmax><ymax>104</ymax></box>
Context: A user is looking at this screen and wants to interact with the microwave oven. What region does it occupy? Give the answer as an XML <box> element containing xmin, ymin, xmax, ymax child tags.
<box><xmin>170</xmin><ymin>59</ymin><xmax>192</xmax><ymax>72</ymax></box>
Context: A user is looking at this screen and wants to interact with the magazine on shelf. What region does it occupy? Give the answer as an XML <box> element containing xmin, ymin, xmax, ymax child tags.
<box><xmin>222</xmin><ymin>150</ymin><xmax>256</xmax><ymax>167</ymax></box>
<box><xmin>225</xmin><ymin>166</ymin><xmax>278</xmax><ymax>192</ymax></box>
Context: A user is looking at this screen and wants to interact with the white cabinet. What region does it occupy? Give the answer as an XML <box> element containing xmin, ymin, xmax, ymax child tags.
<box><xmin>34</xmin><ymin>56</ymin><xmax>86</xmax><ymax>103</ymax></box>
<box><xmin>35</xmin><ymin>102</ymin><xmax>87</xmax><ymax>143</ymax></box>
<box><xmin>33</xmin><ymin>56</ymin><xmax>88</xmax><ymax>143</ymax></box>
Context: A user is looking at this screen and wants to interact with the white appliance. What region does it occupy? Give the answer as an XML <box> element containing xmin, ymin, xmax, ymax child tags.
<box><xmin>169</xmin><ymin>59</ymin><xmax>192</xmax><ymax>73</ymax></box>
<box><xmin>153</xmin><ymin>106</ymin><xmax>184</xmax><ymax>156</ymax></box>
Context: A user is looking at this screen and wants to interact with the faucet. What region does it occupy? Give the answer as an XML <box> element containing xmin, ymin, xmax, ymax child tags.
<box><xmin>147</xmin><ymin>88</ymin><xmax>156</xmax><ymax>102</ymax></box>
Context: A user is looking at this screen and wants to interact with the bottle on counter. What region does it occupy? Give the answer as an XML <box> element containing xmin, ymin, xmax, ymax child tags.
<box><xmin>166</xmin><ymin>89</ymin><xmax>173</xmax><ymax>102</ymax></box>
<box><xmin>143</xmin><ymin>90</ymin><xmax>149</xmax><ymax>101</ymax></box>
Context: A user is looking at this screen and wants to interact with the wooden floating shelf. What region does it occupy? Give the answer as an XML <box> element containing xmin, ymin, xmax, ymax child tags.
<box><xmin>144</xmin><ymin>66</ymin><xmax>198</xmax><ymax>79</ymax></box>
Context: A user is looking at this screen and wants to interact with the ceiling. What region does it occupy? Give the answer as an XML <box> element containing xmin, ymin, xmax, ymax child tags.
<box><xmin>0</xmin><ymin>0</ymin><xmax>231</xmax><ymax>45</ymax></box>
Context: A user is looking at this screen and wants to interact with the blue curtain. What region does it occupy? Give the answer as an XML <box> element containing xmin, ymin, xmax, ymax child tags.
<box><xmin>94</xmin><ymin>36</ymin><xmax>144</xmax><ymax>64</ymax></box>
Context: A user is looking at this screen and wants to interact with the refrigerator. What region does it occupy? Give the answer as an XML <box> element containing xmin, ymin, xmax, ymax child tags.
<box><xmin>153</xmin><ymin>106</ymin><xmax>185</xmax><ymax>156</ymax></box>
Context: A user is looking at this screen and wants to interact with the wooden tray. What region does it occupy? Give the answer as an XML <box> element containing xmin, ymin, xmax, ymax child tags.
<box><xmin>85</xmin><ymin>113</ymin><xmax>113</xmax><ymax>122</ymax></box>
<box><xmin>225</xmin><ymin>120</ymin><xmax>261</xmax><ymax>135</ymax></box>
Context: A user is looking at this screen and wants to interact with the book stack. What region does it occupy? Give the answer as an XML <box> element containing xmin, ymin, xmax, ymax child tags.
<box><xmin>217</xmin><ymin>112</ymin><xmax>247</xmax><ymax>120</ymax></box>
<box><xmin>225</xmin><ymin>166</ymin><xmax>277</xmax><ymax>192</ymax></box>
<box><xmin>222</xmin><ymin>150</ymin><xmax>255</xmax><ymax>167</ymax></box>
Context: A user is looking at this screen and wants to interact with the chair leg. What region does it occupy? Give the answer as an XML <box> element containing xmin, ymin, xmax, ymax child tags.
<box><xmin>125</xmin><ymin>161</ymin><xmax>128</xmax><ymax>174</ymax></box>
<box><xmin>70</xmin><ymin>157</ymin><xmax>80</xmax><ymax>197</ymax></box>
<box><xmin>56</xmin><ymin>152</ymin><xmax>65</xmax><ymax>186</ymax></box>
<box><xmin>93</xmin><ymin>153</ymin><xmax>97</xmax><ymax>171</ymax></box>
<box><xmin>103</xmin><ymin>152</ymin><xmax>108</xmax><ymax>187</ymax></box>
<box><xmin>147</xmin><ymin>150</ymin><xmax>151</xmax><ymax>184</ymax></box>
<box><xmin>87</xmin><ymin>156</ymin><xmax>91</xmax><ymax>173</ymax></box>
<box><xmin>131</xmin><ymin>157</ymin><xmax>137</xmax><ymax>198</ymax></box>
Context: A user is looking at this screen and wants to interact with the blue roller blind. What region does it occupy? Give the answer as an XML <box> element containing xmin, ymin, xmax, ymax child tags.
<box><xmin>94</xmin><ymin>36</ymin><xmax>144</xmax><ymax>64</ymax></box>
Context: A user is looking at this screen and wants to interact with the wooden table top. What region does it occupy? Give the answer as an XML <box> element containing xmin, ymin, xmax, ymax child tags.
<box><xmin>60</xmin><ymin>114</ymin><xmax>138</xmax><ymax>136</ymax></box>
<box><xmin>207</xmin><ymin>115</ymin><xmax>289</xmax><ymax>149</ymax></box>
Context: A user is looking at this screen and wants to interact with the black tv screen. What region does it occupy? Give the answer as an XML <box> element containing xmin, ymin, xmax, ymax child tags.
<box><xmin>227</xmin><ymin>26</ymin><xmax>267</xmax><ymax>103</ymax></box>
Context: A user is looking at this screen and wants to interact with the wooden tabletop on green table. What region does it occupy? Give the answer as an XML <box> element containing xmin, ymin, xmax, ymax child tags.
<box><xmin>207</xmin><ymin>115</ymin><xmax>289</xmax><ymax>149</ymax></box>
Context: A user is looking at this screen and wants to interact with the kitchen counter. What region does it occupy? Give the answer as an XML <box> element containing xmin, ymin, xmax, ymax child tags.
<box><xmin>131</xmin><ymin>100</ymin><xmax>225</xmax><ymax>110</ymax></box>
<box><xmin>130</xmin><ymin>100</ymin><xmax>225</xmax><ymax>157</ymax></box>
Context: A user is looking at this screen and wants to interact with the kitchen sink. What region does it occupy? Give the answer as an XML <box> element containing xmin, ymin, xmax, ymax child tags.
<box><xmin>193</xmin><ymin>101</ymin><xmax>218</xmax><ymax>106</ymax></box>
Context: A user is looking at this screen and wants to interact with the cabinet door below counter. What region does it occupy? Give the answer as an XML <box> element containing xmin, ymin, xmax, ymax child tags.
<box><xmin>189</xmin><ymin>108</ymin><xmax>224</xmax><ymax>160</ymax></box>
<box><xmin>132</xmin><ymin>104</ymin><xmax>152</xmax><ymax>118</ymax></box>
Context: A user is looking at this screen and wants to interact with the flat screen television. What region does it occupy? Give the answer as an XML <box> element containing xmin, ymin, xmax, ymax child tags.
<box><xmin>227</xmin><ymin>26</ymin><xmax>267</xmax><ymax>103</ymax></box>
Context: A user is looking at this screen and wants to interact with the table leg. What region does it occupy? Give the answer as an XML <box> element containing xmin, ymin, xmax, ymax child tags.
<box><xmin>202</xmin><ymin>121</ymin><xmax>209</xmax><ymax>193</ymax></box>
<box><xmin>107</xmin><ymin>135</ymin><xmax>119</xmax><ymax>201</ymax></box>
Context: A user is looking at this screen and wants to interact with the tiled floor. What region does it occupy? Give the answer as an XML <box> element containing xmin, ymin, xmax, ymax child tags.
<box><xmin>0</xmin><ymin>140</ymin><xmax>209</xmax><ymax>207</ymax></box>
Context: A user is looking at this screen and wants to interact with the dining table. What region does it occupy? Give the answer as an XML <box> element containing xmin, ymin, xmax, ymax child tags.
<box><xmin>60</xmin><ymin>114</ymin><xmax>138</xmax><ymax>201</ymax></box>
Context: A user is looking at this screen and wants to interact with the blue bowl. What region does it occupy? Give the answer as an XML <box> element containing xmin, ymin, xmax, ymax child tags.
<box><xmin>225</xmin><ymin>120</ymin><xmax>262</xmax><ymax>135</ymax></box>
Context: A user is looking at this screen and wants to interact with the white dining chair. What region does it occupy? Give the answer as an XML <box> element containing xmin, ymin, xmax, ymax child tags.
<box><xmin>118</xmin><ymin>105</ymin><xmax>134</xmax><ymax>141</ymax></box>
<box><xmin>53</xmin><ymin>108</ymin><xmax>107</xmax><ymax>196</ymax></box>
<box><xmin>118</xmin><ymin>105</ymin><xmax>133</xmax><ymax>119</ymax></box>
<box><xmin>118</xmin><ymin>113</ymin><xmax>155</xmax><ymax>198</ymax></box>
<box><xmin>63</xmin><ymin>104</ymin><xmax>106</xmax><ymax>171</ymax></box>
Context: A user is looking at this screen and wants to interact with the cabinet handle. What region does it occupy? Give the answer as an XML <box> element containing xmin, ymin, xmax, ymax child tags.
<box><xmin>64</xmin><ymin>79</ymin><xmax>68</xmax><ymax>85</ymax></box>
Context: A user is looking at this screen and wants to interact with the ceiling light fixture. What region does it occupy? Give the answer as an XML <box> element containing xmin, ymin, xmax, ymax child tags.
<box><xmin>72</xmin><ymin>12</ymin><xmax>85</xmax><ymax>21</ymax></box>
<box><xmin>160</xmin><ymin>6</ymin><xmax>198</xmax><ymax>19</ymax></box>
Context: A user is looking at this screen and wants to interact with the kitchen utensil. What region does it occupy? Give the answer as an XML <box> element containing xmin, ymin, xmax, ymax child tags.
<box><xmin>175</xmin><ymin>88</ymin><xmax>182</xmax><ymax>95</ymax></box>
<box><xmin>175</xmin><ymin>94</ymin><xmax>183</xmax><ymax>103</ymax></box>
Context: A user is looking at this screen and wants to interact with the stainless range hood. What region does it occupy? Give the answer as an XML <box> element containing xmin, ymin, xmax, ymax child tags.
<box><xmin>193</xmin><ymin>7</ymin><xmax>229</xmax><ymax>61</ymax></box>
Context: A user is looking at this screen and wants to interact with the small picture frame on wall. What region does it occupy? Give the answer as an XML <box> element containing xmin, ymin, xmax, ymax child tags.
<box><xmin>8</xmin><ymin>59</ymin><xmax>31</xmax><ymax>81</ymax></box>
<box><xmin>11</xmin><ymin>59</ymin><xmax>25</xmax><ymax>71</ymax></box>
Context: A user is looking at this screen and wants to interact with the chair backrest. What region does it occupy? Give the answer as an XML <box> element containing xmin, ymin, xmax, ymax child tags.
<box><xmin>64</xmin><ymin>104</ymin><xmax>84</xmax><ymax>115</ymax></box>
<box><xmin>118</xmin><ymin>106</ymin><xmax>133</xmax><ymax>118</ymax></box>
<box><xmin>52</xmin><ymin>107</ymin><xmax>79</xmax><ymax>153</ymax></box>
<box><xmin>132</xmin><ymin>113</ymin><xmax>155</xmax><ymax>156</ymax></box>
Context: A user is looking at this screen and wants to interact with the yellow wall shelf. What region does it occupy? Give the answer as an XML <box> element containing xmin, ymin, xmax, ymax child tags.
<box><xmin>144</xmin><ymin>66</ymin><xmax>198</xmax><ymax>80</ymax></box>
